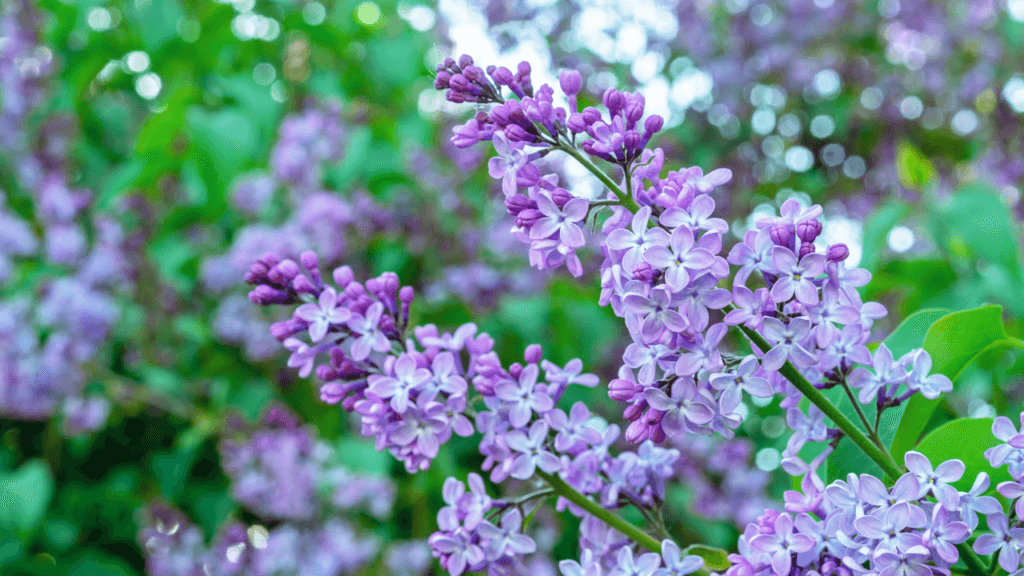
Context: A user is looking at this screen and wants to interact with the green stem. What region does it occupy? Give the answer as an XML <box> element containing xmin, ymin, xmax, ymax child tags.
<box><xmin>838</xmin><ymin>379</ymin><xmax>880</xmax><ymax>445</ymax></box>
<box><xmin>730</xmin><ymin>314</ymin><xmax>988</xmax><ymax>575</ymax></box>
<box><xmin>559</xmin><ymin>145</ymin><xmax>641</xmax><ymax>213</ymax></box>
<box><xmin>728</xmin><ymin>315</ymin><xmax>904</xmax><ymax>481</ymax></box>
<box><xmin>537</xmin><ymin>470</ymin><xmax>661</xmax><ymax>553</ymax></box>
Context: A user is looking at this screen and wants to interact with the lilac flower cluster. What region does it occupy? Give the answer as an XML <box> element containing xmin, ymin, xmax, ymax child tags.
<box><xmin>723</xmin><ymin>449</ymin><xmax>1008</xmax><ymax>576</ymax></box>
<box><xmin>140</xmin><ymin>404</ymin><xmax>406</xmax><ymax>576</ymax></box>
<box><xmin>424</xmin><ymin>54</ymin><xmax>1014</xmax><ymax>576</ymax></box>
<box><xmin>434</xmin><ymin>55</ymin><xmax>670</xmax><ymax>277</ymax></box>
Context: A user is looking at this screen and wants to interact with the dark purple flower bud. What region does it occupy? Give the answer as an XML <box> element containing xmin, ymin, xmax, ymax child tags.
<box><xmin>449</xmin><ymin>74</ymin><xmax>469</xmax><ymax>91</ymax></box>
<box><xmin>504</xmin><ymin>193</ymin><xmax>535</xmax><ymax>216</ymax></box>
<box><xmin>559</xmin><ymin>70</ymin><xmax>582</xmax><ymax>96</ymax></box>
<box><xmin>623</xmin><ymin>130</ymin><xmax>642</xmax><ymax>153</ymax></box>
<box><xmin>442</xmin><ymin>57</ymin><xmax>456</xmax><ymax>69</ymax></box>
<box><xmin>625</xmin><ymin>102</ymin><xmax>645</xmax><ymax>125</ymax></box>
<box><xmin>486</xmin><ymin>64</ymin><xmax>496</xmax><ymax>75</ymax></box>
<box><xmin>623</xmin><ymin>401</ymin><xmax>644</xmax><ymax>421</ymax></box>
<box><xmin>608</xmin><ymin>378</ymin><xmax>640</xmax><ymax>402</ymax></box>
<box><xmin>399</xmin><ymin>286</ymin><xmax>415</xmax><ymax>303</ymax></box>
<box><xmin>290</xmin><ymin>274</ymin><xmax>317</xmax><ymax>295</ymax></box>
<box><xmin>769</xmin><ymin>223</ymin><xmax>793</xmax><ymax>247</ymax></box>
<box><xmin>827</xmin><ymin>243</ymin><xmax>850</xmax><ymax>262</ymax></box>
<box><xmin>317</xmin><ymin>365</ymin><xmax>339</xmax><ymax>381</ymax></box>
<box><xmin>320</xmin><ymin>382</ymin><xmax>345</xmax><ymax>405</ymax></box>
<box><xmin>644</xmin><ymin>115</ymin><xmax>664</xmax><ymax>135</ymax></box>
<box><xmin>277</xmin><ymin>259</ymin><xmax>300</xmax><ymax>280</ymax></box>
<box><xmin>567</xmin><ymin>113</ymin><xmax>588</xmax><ymax>133</ymax></box>
<box><xmin>632</xmin><ymin>261</ymin><xmax>655</xmax><ymax>282</ymax></box>
<box><xmin>796</xmin><ymin>219</ymin><xmax>822</xmax><ymax>243</ymax></box>
<box><xmin>756</xmin><ymin>510</ymin><xmax>781</xmax><ymax>534</ymax></box>
<box><xmin>509</xmin><ymin>362</ymin><xmax>524</xmax><ymax>379</ymax></box>
<box><xmin>263</xmin><ymin>404</ymin><xmax>298</xmax><ymax>428</ymax></box>
<box><xmin>517</xmin><ymin>61</ymin><xmax>531</xmax><ymax>76</ymax></box>
<box><xmin>582</xmin><ymin>107</ymin><xmax>603</xmax><ymax>125</ymax></box>
<box><xmin>446</xmin><ymin>91</ymin><xmax>467</xmax><ymax>103</ymax></box>
<box><xmin>382</xmin><ymin>272</ymin><xmax>400</xmax><ymax>295</ymax></box>
<box><xmin>799</xmin><ymin>243</ymin><xmax>816</xmax><ymax>258</ymax></box>
<box><xmin>271</xmin><ymin>319</ymin><xmax>305</xmax><ymax>341</ymax></box>
<box><xmin>260</xmin><ymin>252</ymin><xmax>281</xmax><ymax>268</ymax></box>
<box><xmin>333</xmin><ymin>265</ymin><xmax>354</xmax><ymax>287</ymax></box>
<box><xmin>434</xmin><ymin>71</ymin><xmax>452</xmax><ymax>90</ymax></box>
<box><xmin>603</xmin><ymin>89</ymin><xmax>625</xmax><ymax>116</ymax></box>
<box><xmin>524</xmin><ymin>344</ymin><xmax>543</xmax><ymax>364</ymax></box>
<box><xmin>462</xmin><ymin>65</ymin><xmax>482</xmax><ymax>82</ymax></box>
<box><xmin>458</xmin><ymin>54</ymin><xmax>474</xmax><ymax>68</ymax></box>
<box><xmin>649</xmin><ymin>425</ymin><xmax>666</xmax><ymax>443</ymax></box>
<box><xmin>625</xmin><ymin>420</ymin><xmax>649</xmax><ymax>443</ymax></box>
<box><xmin>504</xmin><ymin>124</ymin><xmax>530</xmax><ymax>142</ymax></box>
<box><xmin>550</xmin><ymin>188</ymin><xmax>574</xmax><ymax>208</ymax></box>
<box><xmin>365</xmin><ymin>277</ymin><xmax>381</xmax><ymax>295</ymax></box>
<box><xmin>330</xmin><ymin>347</ymin><xmax>347</xmax><ymax>368</ymax></box>
<box><xmin>249</xmin><ymin>285</ymin><xmax>293</xmax><ymax>305</ymax></box>
<box><xmin>493</xmin><ymin>66</ymin><xmax>514</xmax><ymax>86</ymax></box>
<box><xmin>515</xmin><ymin>208</ymin><xmax>543</xmax><ymax>229</ymax></box>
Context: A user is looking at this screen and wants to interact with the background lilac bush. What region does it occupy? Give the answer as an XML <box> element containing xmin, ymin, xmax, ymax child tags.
<box><xmin>1</xmin><ymin>0</ymin><xmax>1023</xmax><ymax>575</ymax></box>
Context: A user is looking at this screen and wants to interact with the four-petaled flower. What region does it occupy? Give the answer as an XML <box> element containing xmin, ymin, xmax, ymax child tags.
<box><xmin>530</xmin><ymin>191</ymin><xmax>588</xmax><ymax>249</ymax></box>
<box><xmin>749</xmin><ymin>512</ymin><xmax>815</xmax><ymax>575</ymax></box>
<box><xmin>294</xmin><ymin>286</ymin><xmax>351</xmax><ymax>342</ymax></box>
<box><xmin>488</xmin><ymin>131</ymin><xmax>528</xmax><ymax>197</ymax></box>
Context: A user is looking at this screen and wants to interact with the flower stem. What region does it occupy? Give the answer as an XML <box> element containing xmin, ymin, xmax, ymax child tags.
<box><xmin>730</xmin><ymin>315</ymin><xmax>988</xmax><ymax>575</ymax></box>
<box><xmin>728</xmin><ymin>317</ymin><xmax>904</xmax><ymax>481</ymax></box>
<box><xmin>559</xmin><ymin>144</ymin><xmax>641</xmax><ymax>213</ymax></box>
<box><xmin>536</xmin><ymin>470</ymin><xmax>661</xmax><ymax>553</ymax></box>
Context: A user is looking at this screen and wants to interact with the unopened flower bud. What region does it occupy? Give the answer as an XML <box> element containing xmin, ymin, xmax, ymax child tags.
<box><xmin>796</xmin><ymin>219</ymin><xmax>823</xmax><ymax>243</ymax></box>
<box><xmin>827</xmin><ymin>243</ymin><xmax>850</xmax><ymax>262</ymax></box>
<box><xmin>608</xmin><ymin>378</ymin><xmax>639</xmax><ymax>402</ymax></box>
<box><xmin>769</xmin><ymin>223</ymin><xmax>793</xmax><ymax>247</ymax></box>
<box><xmin>644</xmin><ymin>114</ymin><xmax>664</xmax><ymax>135</ymax></box>
<box><xmin>799</xmin><ymin>243</ymin><xmax>816</xmax><ymax>258</ymax></box>
<box><xmin>524</xmin><ymin>344</ymin><xmax>543</xmax><ymax>364</ymax></box>
<box><xmin>567</xmin><ymin>113</ymin><xmax>588</xmax><ymax>133</ymax></box>
<box><xmin>559</xmin><ymin>70</ymin><xmax>582</xmax><ymax>96</ymax></box>
<box><xmin>399</xmin><ymin>286</ymin><xmax>415</xmax><ymax>303</ymax></box>
<box><xmin>550</xmin><ymin>188</ymin><xmax>573</xmax><ymax>208</ymax></box>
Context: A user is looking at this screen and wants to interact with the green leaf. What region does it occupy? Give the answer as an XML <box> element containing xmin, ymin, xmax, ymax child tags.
<box><xmin>939</xmin><ymin>184</ymin><xmax>1024</xmax><ymax>314</ymax></box>
<box><xmin>895</xmin><ymin>141</ymin><xmax>937</xmax><ymax>190</ymax></box>
<box><xmin>891</xmin><ymin>306</ymin><xmax>1023</xmax><ymax>461</ymax></box>
<box><xmin>0</xmin><ymin>460</ymin><xmax>54</xmax><ymax>532</ymax></box>
<box><xmin>915</xmin><ymin>418</ymin><xmax>1011</xmax><ymax>492</ymax></box>
<box><xmin>682</xmin><ymin>544</ymin><xmax>731</xmax><ymax>572</ymax></box>
<box><xmin>336</xmin><ymin>438</ymin><xmax>390</xmax><ymax>475</ymax></box>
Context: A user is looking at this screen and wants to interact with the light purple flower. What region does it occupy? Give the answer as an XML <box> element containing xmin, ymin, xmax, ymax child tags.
<box><xmin>905</xmin><ymin>350</ymin><xmax>952</xmax><ymax>400</ymax></box>
<box><xmin>749</xmin><ymin>513</ymin><xmax>814</xmax><ymax>575</ymax></box>
<box><xmin>709</xmin><ymin>355</ymin><xmax>774</xmax><ymax>413</ymax></box>
<box><xmin>770</xmin><ymin>247</ymin><xmax>825</xmax><ymax>305</ymax></box>
<box><xmin>623</xmin><ymin>285</ymin><xmax>689</xmax><ymax>343</ymax></box>
<box><xmin>294</xmin><ymin>286</ymin><xmax>352</xmax><ymax>342</ymax></box>
<box><xmin>653</xmin><ymin>539</ymin><xmax>704</xmax><ymax>576</ymax></box>
<box><xmin>848</xmin><ymin>344</ymin><xmax>907</xmax><ymax>405</ymax></box>
<box><xmin>606</xmin><ymin>206</ymin><xmax>670</xmax><ymax>272</ymax></box>
<box><xmin>855</xmin><ymin>502</ymin><xmax>921</xmax><ymax>552</ymax></box>
<box><xmin>495</xmin><ymin>364</ymin><xmax>554</xmax><ymax>428</ymax></box>
<box><xmin>478</xmin><ymin>508</ymin><xmax>537</xmax><ymax>560</ymax></box>
<box><xmin>347</xmin><ymin>302</ymin><xmax>392</xmax><ymax>360</ymax></box>
<box><xmin>369</xmin><ymin>353</ymin><xmax>432</xmax><ymax>413</ymax></box>
<box><xmin>958</xmin><ymin>472</ymin><xmax>1002</xmax><ymax>530</ymax></box>
<box><xmin>904</xmin><ymin>451</ymin><xmax>963</xmax><ymax>510</ymax></box>
<box><xmin>645</xmin><ymin>380</ymin><xmax>715</xmax><ymax>436</ymax></box>
<box><xmin>530</xmin><ymin>192</ymin><xmax>588</xmax><ymax>248</ymax></box>
<box><xmin>506</xmin><ymin>421</ymin><xmax>561</xmax><ymax>479</ymax></box>
<box><xmin>759</xmin><ymin>317</ymin><xmax>817</xmax><ymax>371</ymax></box>
<box><xmin>873</xmin><ymin>545</ymin><xmax>932</xmax><ymax>576</ymax></box>
<box><xmin>488</xmin><ymin>131</ymin><xmax>528</xmax><ymax>197</ymax></box>
<box><xmin>608</xmin><ymin>545</ymin><xmax>662</xmax><ymax>576</ymax></box>
<box><xmin>973</xmin><ymin>513</ymin><xmax>1024</xmax><ymax>572</ymax></box>
<box><xmin>723</xmin><ymin>286</ymin><xmax>769</xmax><ymax>330</ymax></box>
<box><xmin>660</xmin><ymin>195</ymin><xmax>728</xmax><ymax>235</ymax></box>
<box><xmin>922</xmin><ymin>504</ymin><xmax>968</xmax><ymax>563</ymax></box>
<box><xmin>643</xmin><ymin>225</ymin><xmax>716</xmax><ymax>291</ymax></box>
